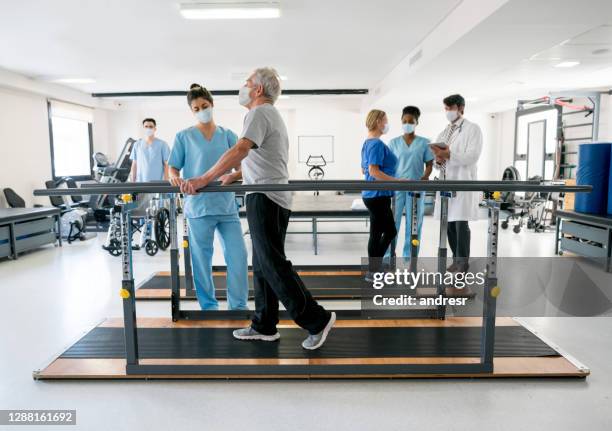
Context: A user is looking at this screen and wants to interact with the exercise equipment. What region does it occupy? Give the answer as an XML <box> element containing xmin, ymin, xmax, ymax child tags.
<box><xmin>136</xmin><ymin>265</ymin><xmax>366</xmax><ymax>301</ymax></box>
<box><xmin>609</xmin><ymin>144</ymin><xmax>612</xmax><ymax>215</ymax></box>
<box><xmin>91</xmin><ymin>138</ymin><xmax>136</xmax><ymax>214</ymax></box>
<box><xmin>306</xmin><ymin>155</ymin><xmax>326</xmax><ymax>196</ymax></box>
<box><xmin>44</xmin><ymin>180</ymin><xmax>94</xmax><ymax>243</ymax></box>
<box><xmin>237</xmin><ymin>192</ymin><xmax>370</xmax><ymax>256</ymax></box>
<box><xmin>555</xmin><ymin>209</ymin><xmax>612</xmax><ymax>272</ymax></box>
<box><xmin>574</xmin><ymin>143</ymin><xmax>611</xmax><ymax>215</ymax></box>
<box><xmin>33</xmin><ymin>180</ymin><xmax>589</xmax><ymax>379</ymax></box>
<box><xmin>499</xmin><ymin>167</ymin><xmax>553</xmax><ymax>233</ymax></box>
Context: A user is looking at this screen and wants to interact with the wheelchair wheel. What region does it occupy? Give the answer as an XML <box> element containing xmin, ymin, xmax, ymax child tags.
<box><xmin>155</xmin><ymin>208</ymin><xmax>171</xmax><ymax>250</ymax></box>
<box><xmin>145</xmin><ymin>239</ymin><xmax>159</xmax><ymax>256</ymax></box>
<box><xmin>501</xmin><ymin>220</ymin><xmax>509</xmax><ymax>229</ymax></box>
<box><xmin>513</xmin><ymin>225</ymin><xmax>521</xmax><ymax>234</ymax></box>
<box><xmin>104</xmin><ymin>239</ymin><xmax>122</xmax><ymax>256</ymax></box>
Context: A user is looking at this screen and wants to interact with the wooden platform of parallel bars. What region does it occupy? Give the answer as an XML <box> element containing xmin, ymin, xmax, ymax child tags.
<box><xmin>34</xmin><ymin>317</ymin><xmax>588</xmax><ymax>380</ymax></box>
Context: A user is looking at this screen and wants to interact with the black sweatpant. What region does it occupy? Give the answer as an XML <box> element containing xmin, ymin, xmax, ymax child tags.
<box><xmin>246</xmin><ymin>193</ymin><xmax>331</xmax><ymax>336</ymax></box>
<box><xmin>447</xmin><ymin>220</ymin><xmax>471</xmax><ymax>265</ymax></box>
<box><xmin>363</xmin><ymin>196</ymin><xmax>397</xmax><ymax>267</ymax></box>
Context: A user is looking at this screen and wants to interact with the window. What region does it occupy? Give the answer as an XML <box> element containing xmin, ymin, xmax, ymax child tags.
<box><xmin>48</xmin><ymin>100</ymin><xmax>94</xmax><ymax>180</ymax></box>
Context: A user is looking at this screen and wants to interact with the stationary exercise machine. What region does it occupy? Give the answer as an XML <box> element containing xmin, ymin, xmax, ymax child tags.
<box><xmin>306</xmin><ymin>155</ymin><xmax>326</xmax><ymax>196</ymax></box>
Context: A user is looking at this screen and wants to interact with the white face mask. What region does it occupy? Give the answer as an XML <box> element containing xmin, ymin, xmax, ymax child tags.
<box><xmin>402</xmin><ymin>123</ymin><xmax>416</xmax><ymax>134</ymax></box>
<box><xmin>446</xmin><ymin>110</ymin><xmax>459</xmax><ymax>123</ymax></box>
<box><xmin>381</xmin><ymin>123</ymin><xmax>389</xmax><ymax>135</ymax></box>
<box><xmin>144</xmin><ymin>128</ymin><xmax>154</xmax><ymax>137</ymax></box>
<box><xmin>195</xmin><ymin>107</ymin><xmax>213</xmax><ymax>124</ymax></box>
<box><xmin>238</xmin><ymin>85</ymin><xmax>252</xmax><ymax>107</ymax></box>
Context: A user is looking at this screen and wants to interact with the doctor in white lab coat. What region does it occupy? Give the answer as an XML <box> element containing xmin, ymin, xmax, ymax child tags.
<box><xmin>431</xmin><ymin>94</ymin><xmax>483</xmax><ymax>272</ymax></box>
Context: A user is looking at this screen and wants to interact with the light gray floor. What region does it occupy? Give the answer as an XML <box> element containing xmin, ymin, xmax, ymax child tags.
<box><xmin>0</xmin><ymin>213</ymin><xmax>611</xmax><ymax>431</ymax></box>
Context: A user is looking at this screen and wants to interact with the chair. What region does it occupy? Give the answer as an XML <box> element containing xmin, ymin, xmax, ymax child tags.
<box><xmin>3</xmin><ymin>188</ymin><xmax>26</xmax><ymax>208</ymax></box>
<box><xmin>45</xmin><ymin>181</ymin><xmax>70</xmax><ymax>211</ymax></box>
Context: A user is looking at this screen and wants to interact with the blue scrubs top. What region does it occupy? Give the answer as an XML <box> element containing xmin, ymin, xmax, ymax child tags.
<box><xmin>361</xmin><ymin>138</ymin><xmax>398</xmax><ymax>198</ymax></box>
<box><xmin>168</xmin><ymin>126</ymin><xmax>239</xmax><ymax>218</ymax></box>
<box><xmin>388</xmin><ymin>135</ymin><xmax>434</xmax><ymax>180</ymax></box>
<box><xmin>129</xmin><ymin>138</ymin><xmax>170</xmax><ymax>182</ymax></box>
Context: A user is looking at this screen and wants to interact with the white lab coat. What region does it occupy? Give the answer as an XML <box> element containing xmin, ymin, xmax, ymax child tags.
<box><xmin>433</xmin><ymin>118</ymin><xmax>483</xmax><ymax>222</ymax></box>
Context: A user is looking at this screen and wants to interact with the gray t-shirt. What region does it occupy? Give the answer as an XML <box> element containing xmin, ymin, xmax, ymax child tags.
<box><xmin>240</xmin><ymin>103</ymin><xmax>292</xmax><ymax>209</ymax></box>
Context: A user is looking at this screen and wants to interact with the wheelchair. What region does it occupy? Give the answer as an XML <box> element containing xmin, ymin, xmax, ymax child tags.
<box><xmin>102</xmin><ymin>193</ymin><xmax>171</xmax><ymax>256</ymax></box>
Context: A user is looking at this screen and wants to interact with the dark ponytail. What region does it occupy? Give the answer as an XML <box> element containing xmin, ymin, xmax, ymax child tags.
<box><xmin>187</xmin><ymin>83</ymin><xmax>214</xmax><ymax>106</ymax></box>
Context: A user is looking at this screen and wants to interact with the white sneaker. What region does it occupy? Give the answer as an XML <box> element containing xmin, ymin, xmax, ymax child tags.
<box><xmin>302</xmin><ymin>312</ymin><xmax>336</xmax><ymax>350</ymax></box>
<box><xmin>232</xmin><ymin>326</ymin><xmax>280</xmax><ymax>342</ymax></box>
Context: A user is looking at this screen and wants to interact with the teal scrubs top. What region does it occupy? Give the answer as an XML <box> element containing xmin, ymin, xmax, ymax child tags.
<box><xmin>129</xmin><ymin>138</ymin><xmax>170</xmax><ymax>182</ymax></box>
<box><xmin>388</xmin><ymin>135</ymin><xmax>434</xmax><ymax>180</ymax></box>
<box><xmin>168</xmin><ymin>126</ymin><xmax>239</xmax><ymax>218</ymax></box>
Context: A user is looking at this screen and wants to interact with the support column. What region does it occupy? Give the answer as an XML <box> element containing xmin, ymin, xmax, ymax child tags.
<box><xmin>183</xmin><ymin>217</ymin><xmax>195</xmax><ymax>297</ymax></box>
<box><xmin>312</xmin><ymin>217</ymin><xmax>318</xmax><ymax>255</ymax></box>
<box><xmin>169</xmin><ymin>196</ymin><xmax>180</xmax><ymax>321</ymax></box>
<box><xmin>436</xmin><ymin>191</ymin><xmax>450</xmax><ymax>320</ymax></box>
<box><xmin>409</xmin><ymin>192</ymin><xmax>420</xmax><ymax>273</ymax></box>
<box><xmin>119</xmin><ymin>201</ymin><xmax>139</xmax><ymax>366</ymax></box>
<box><xmin>480</xmin><ymin>199</ymin><xmax>500</xmax><ymax>370</ymax></box>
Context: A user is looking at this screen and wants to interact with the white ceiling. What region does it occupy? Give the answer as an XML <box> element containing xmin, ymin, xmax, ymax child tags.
<box><xmin>0</xmin><ymin>0</ymin><xmax>460</xmax><ymax>93</ymax></box>
<box><xmin>2</xmin><ymin>0</ymin><xmax>611</xmax><ymax>113</ymax></box>
<box><xmin>371</xmin><ymin>0</ymin><xmax>612</xmax><ymax>113</ymax></box>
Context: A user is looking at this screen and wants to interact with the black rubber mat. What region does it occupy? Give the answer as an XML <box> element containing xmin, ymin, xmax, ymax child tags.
<box><xmin>138</xmin><ymin>274</ymin><xmax>367</xmax><ymax>298</ymax></box>
<box><xmin>60</xmin><ymin>326</ymin><xmax>558</xmax><ymax>359</ymax></box>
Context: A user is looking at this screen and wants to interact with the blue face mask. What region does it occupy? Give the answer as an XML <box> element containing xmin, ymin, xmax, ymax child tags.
<box><xmin>402</xmin><ymin>123</ymin><xmax>416</xmax><ymax>134</ymax></box>
<box><xmin>195</xmin><ymin>107</ymin><xmax>213</xmax><ymax>124</ymax></box>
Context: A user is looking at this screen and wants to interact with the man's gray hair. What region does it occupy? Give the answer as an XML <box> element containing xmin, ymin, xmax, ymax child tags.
<box><xmin>252</xmin><ymin>67</ymin><xmax>282</xmax><ymax>103</ymax></box>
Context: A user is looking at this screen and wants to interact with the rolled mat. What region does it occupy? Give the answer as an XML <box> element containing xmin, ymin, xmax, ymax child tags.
<box><xmin>574</xmin><ymin>142</ymin><xmax>611</xmax><ymax>214</ymax></box>
<box><xmin>609</xmin><ymin>144</ymin><xmax>612</xmax><ymax>214</ymax></box>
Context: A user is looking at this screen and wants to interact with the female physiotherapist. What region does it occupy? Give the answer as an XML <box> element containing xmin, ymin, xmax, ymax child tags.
<box><xmin>168</xmin><ymin>84</ymin><xmax>249</xmax><ymax>310</ymax></box>
<box><xmin>387</xmin><ymin>106</ymin><xmax>433</xmax><ymax>258</ymax></box>
<box><xmin>361</xmin><ymin>109</ymin><xmax>400</xmax><ymax>278</ymax></box>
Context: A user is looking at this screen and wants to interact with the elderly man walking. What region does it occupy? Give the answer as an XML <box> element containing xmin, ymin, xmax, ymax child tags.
<box><xmin>180</xmin><ymin>67</ymin><xmax>336</xmax><ymax>350</ymax></box>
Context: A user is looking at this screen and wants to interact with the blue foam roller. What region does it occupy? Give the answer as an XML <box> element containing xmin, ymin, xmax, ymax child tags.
<box><xmin>609</xmin><ymin>144</ymin><xmax>612</xmax><ymax>214</ymax></box>
<box><xmin>575</xmin><ymin>142</ymin><xmax>611</xmax><ymax>214</ymax></box>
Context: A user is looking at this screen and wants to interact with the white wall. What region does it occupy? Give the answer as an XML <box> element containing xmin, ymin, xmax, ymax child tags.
<box><xmin>104</xmin><ymin>97</ymin><xmax>506</xmax><ymax>183</ymax></box>
<box><xmin>104</xmin><ymin>96</ymin><xmax>366</xmax><ymax>180</ymax></box>
<box><xmin>0</xmin><ymin>86</ymin><xmax>112</xmax><ymax>207</ymax></box>
<box><xmin>0</xmin><ymin>87</ymin><xmax>52</xmax><ymax>207</ymax></box>
<box><xmin>598</xmin><ymin>93</ymin><xmax>612</xmax><ymax>141</ymax></box>
<box><xmin>377</xmin><ymin>104</ymin><xmax>500</xmax><ymax>180</ymax></box>
<box><xmin>3</xmin><ymin>83</ymin><xmax>606</xmax><ymax>209</ymax></box>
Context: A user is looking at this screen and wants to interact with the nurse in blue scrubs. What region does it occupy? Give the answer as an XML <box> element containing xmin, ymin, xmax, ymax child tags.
<box><xmin>168</xmin><ymin>84</ymin><xmax>249</xmax><ymax>310</ymax></box>
<box><xmin>129</xmin><ymin>118</ymin><xmax>171</xmax><ymax>182</ymax></box>
<box><xmin>387</xmin><ymin>106</ymin><xmax>433</xmax><ymax>257</ymax></box>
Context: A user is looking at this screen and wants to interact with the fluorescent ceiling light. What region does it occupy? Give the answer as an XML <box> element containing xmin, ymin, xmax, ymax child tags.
<box><xmin>279</xmin><ymin>75</ymin><xmax>287</xmax><ymax>81</ymax></box>
<box><xmin>554</xmin><ymin>61</ymin><xmax>580</xmax><ymax>68</ymax></box>
<box><xmin>278</xmin><ymin>95</ymin><xmax>289</xmax><ymax>99</ymax></box>
<box><xmin>49</xmin><ymin>78</ymin><xmax>96</xmax><ymax>84</ymax></box>
<box><xmin>180</xmin><ymin>2</ymin><xmax>281</xmax><ymax>19</ymax></box>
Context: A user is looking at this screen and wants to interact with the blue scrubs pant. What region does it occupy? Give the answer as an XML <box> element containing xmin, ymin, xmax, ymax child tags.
<box><xmin>187</xmin><ymin>214</ymin><xmax>249</xmax><ymax>310</ymax></box>
<box><xmin>387</xmin><ymin>191</ymin><xmax>426</xmax><ymax>258</ymax></box>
